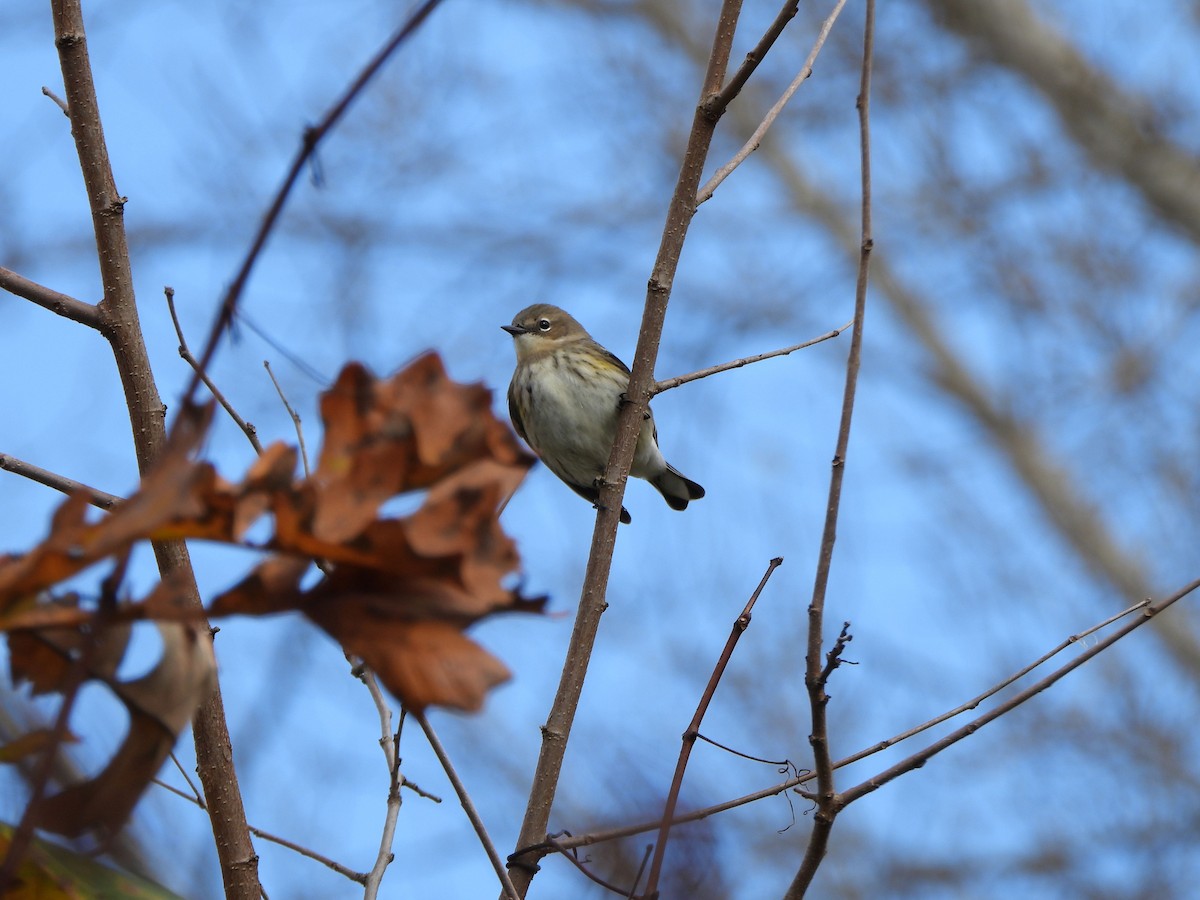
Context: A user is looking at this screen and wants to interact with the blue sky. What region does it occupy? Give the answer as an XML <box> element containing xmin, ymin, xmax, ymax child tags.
<box><xmin>2</xmin><ymin>0</ymin><xmax>1199</xmax><ymax>897</ymax></box>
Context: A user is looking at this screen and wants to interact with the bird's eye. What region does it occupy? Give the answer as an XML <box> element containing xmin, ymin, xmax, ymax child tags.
<box><xmin>538</xmin><ymin>318</ymin><xmax>551</xmax><ymax>331</ymax></box>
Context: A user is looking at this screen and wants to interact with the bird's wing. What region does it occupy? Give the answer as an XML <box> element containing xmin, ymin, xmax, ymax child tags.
<box><xmin>507</xmin><ymin>379</ymin><xmax>528</xmax><ymax>443</ymax></box>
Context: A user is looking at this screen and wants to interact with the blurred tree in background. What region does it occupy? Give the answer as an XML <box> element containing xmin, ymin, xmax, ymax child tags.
<box><xmin>1</xmin><ymin>0</ymin><xmax>1198</xmax><ymax>897</ymax></box>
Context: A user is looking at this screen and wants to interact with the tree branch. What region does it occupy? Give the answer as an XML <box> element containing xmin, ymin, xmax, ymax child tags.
<box><xmin>643</xmin><ymin>557</ymin><xmax>782</xmax><ymax>898</ymax></box>
<box><xmin>414</xmin><ymin>711</ymin><xmax>520</xmax><ymax>900</ymax></box>
<box><xmin>0</xmin><ymin>453</ymin><xmax>121</xmax><ymax>509</ymax></box>
<box><xmin>185</xmin><ymin>0</ymin><xmax>446</xmax><ymax>405</ymax></box>
<box><xmin>697</xmin><ymin>0</ymin><xmax>850</xmax><ymax>206</ymax></box>
<box><xmin>507</xmin><ymin>2</ymin><xmax>750</xmax><ymax>895</ymax></box>
<box><xmin>651</xmin><ymin>321</ymin><xmax>851</xmax><ymax>395</ymax></box>
<box><xmin>48</xmin><ymin>2</ymin><xmax>259</xmax><ymax>895</ymax></box>
<box><xmin>0</xmin><ymin>265</ymin><xmax>101</xmax><ymax>330</ymax></box>
<box><xmin>787</xmin><ymin>1</ymin><xmax>874</xmax><ymax>894</ymax></box>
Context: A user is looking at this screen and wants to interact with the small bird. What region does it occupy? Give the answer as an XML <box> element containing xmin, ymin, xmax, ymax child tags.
<box><xmin>502</xmin><ymin>303</ymin><xmax>704</xmax><ymax>524</ymax></box>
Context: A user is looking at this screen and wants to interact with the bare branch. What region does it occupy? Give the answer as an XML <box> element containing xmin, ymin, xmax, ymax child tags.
<box><xmin>249</xmin><ymin>823</ymin><xmax>366</xmax><ymax>884</ymax></box>
<box><xmin>643</xmin><ymin>557</ymin><xmax>782</xmax><ymax>897</ymax></box>
<box><xmin>652</xmin><ymin>321</ymin><xmax>851</xmax><ymax>395</ymax></box>
<box><xmin>0</xmin><ymin>453</ymin><xmax>121</xmax><ymax>509</ymax></box>
<box><xmin>697</xmin><ymin>0</ymin><xmax>850</xmax><ymax>206</ymax></box>
<box><xmin>709</xmin><ymin>0</ymin><xmax>800</xmax><ymax>112</ymax></box>
<box><xmin>787</xmin><ymin>2</ymin><xmax>874</xmax><ymax>895</ymax></box>
<box><xmin>265</xmin><ymin>360</ymin><xmax>311</xmax><ymax>477</ymax></box>
<box><xmin>414</xmin><ymin>711</ymin><xmax>520</xmax><ymax>900</ymax></box>
<box><xmin>508</xmin><ymin>4</ymin><xmax>751</xmax><ymax>895</ymax></box>
<box><xmin>838</xmin><ymin>576</ymin><xmax>1200</xmax><ymax>808</ymax></box>
<box><xmin>356</xmin><ymin>666</ymin><xmax>403</xmax><ymax>898</ymax></box>
<box><xmin>47</xmin><ymin>2</ymin><xmax>259</xmax><ymax>893</ymax></box>
<box><xmin>0</xmin><ymin>265</ymin><xmax>101</xmax><ymax>329</ymax></box>
<box><xmin>166</xmin><ymin>287</ymin><xmax>263</xmax><ymax>455</ymax></box>
<box><xmin>41</xmin><ymin>85</ymin><xmax>69</xmax><ymax>116</ymax></box>
<box><xmin>185</xmin><ymin>0</ymin><xmax>446</xmax><ymax>406</ymax></box>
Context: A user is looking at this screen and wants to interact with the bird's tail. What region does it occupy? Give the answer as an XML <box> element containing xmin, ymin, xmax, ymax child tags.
<box><xmin>651</xmin><ymin>464</ymin><xmax>706</xmax><ymax>512</ymax></box>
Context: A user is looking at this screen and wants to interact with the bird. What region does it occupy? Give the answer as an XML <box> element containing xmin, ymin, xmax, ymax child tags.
<box><xmin>502</xmin><ymin>303</ymin><xmax>704</xmax><ymax>524</ymax></box>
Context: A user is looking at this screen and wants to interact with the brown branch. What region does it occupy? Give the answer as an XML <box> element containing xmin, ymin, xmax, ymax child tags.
<box><xmin>507</xmin><ymin>3</ymin><xmax>749</xmax><ymax>896</ymax></box>
<box><xmin>356</xmin><ymin>666</ymin><xmax>403</xmax><ymax>898</ymax></box>
<box><xmin>48</xmin><ymin>2</ymin><xmax>260</xmax><ymax>895</ymax></box>
<box><xmin>787</xmin><ymin>1</ymin><xmax>874</xmax><ymax>895</ymax></box>
<box><xmin>265</xmin><ymin>360</ymin><xmax>311</xmax><ymax>477</ymax></box>
<box><xmin>0</xmin><ymin>265</ymin><xmax>101</xmax><ymax>329</ymax></box>
<box><xmin>697</xmin><ymin>0</ymin><xmax>850</xmax><ymax>206</ymax></box>
<box><xmin>838</xmin><ymin>576</ymin><xmax>1200</xmax><ymax>808</ymax></box>
<box><xmin>166</xmin><ymin>287</ymin><xmax>263</xmax><ymax>454</ymax></box>
<box><xmin>831</xmin><ymin>597</ymin><xmax>1153</xmax><ymax>772</ymax></box>
<box><xmin>651</xmin><ymin>321</ymin><xmax>851</xmax><ymax>395</ymax></box>
<box><xmin>156</xmin><ymin>771</ymin><xmax>367</xmax><ymax>884</ymax></box>
<box><xmin>413</xmin><ymin>711</ymin><xmax>520</xmax><ymax>900</ymax></box>
<box><xmin>642</xmin><ymin>557</ymin><xmax>782</xmax><ymax>898</ymax></box>
<box><xmin>184</xmin><ymin>0</ymin><xmax>446</xmax><ymax>406</ymax></box>
<box><xmin>543</xmin><ymin>836</ymin><xmax>643</xmax><ymax>897</ymax></box>
<box><xmin>548</xmin><ymin>589</ymin><xmax>1181</xmax><ymax>857</ymax></box>
<box><xmin>248</xmin><ymin>823</ymin><xmax>366</xmax><ymax>884</ymax></box>
<box><xmin>0</xmin><ymin>453</ymin><xmax>121</xmax><ymax>509</ymax></box>
<box><xmin>709</xmin><ymin>0</ymin><xmax>799</xmax><ymax>112</ymax></box>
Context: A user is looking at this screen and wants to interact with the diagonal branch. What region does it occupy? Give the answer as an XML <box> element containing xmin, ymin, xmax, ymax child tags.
<box><xmin>0</xmin><ymin>453</ymin><xmax>121</xmax><ymax>509</ymax></box>
<box><xmin>643</xmin><ymin>557</ymin><xmax>782</xmax><ymax>897</ymax></box>
<box><xmin>185</xmin><ymin>0</ymin><xmax>446</xmax><ymax>405</ymax></box>
<box><xmin>698</xmin><ymin>0</ymin><xmax>850</xmax><ymax>206</ymax></box>
<box><xmin>652</xmin><ymin>321</ymin><xmax>851</xmax><ymax>395</ymax></box>
<box><xmin>0</xmin><ymin>266</ymin><xmax>101</xmax><ymax>330</ymax></box>
<box><xmin>506</xmin><ymin>2</ymin><xmax>751</xmax><ymax>896</ymax></box>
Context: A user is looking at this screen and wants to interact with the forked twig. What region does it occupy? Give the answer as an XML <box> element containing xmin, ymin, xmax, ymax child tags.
<box><xmin>787</xmin><ymin>1</ymin><xmax>875</xmax><ymax>894</ymax></box>
<box><xmin>166</xmin><ymin>287</ymin><xmax>263</xmax><ymax>454</ymax></box>
<box><xmin>413</xmin><ymin>710</ymin><xmax>521</xmax><ymax>900</ymax></box>
<box><xmin>643</xmin><ymin>557</ymin><xmax>783</xmax><ymax>897</ymax></box>
<box><xmin>183</xmin><ymin>0</ymin><xmax>446</xmax><ymax>407</ymax></box>
<box><xmin>697</xmin><ymin>0</ymin><xmax>851</xmax><ymax>206</ymax></box>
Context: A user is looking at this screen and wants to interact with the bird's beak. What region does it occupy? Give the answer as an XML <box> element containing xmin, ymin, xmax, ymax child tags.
<box><xmin>501</xmin><ymin>324</ymin><xmax>527</xmax><ymax>336</ymax></box>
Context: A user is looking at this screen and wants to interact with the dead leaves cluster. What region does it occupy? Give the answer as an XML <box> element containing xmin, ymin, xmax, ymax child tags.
<box><xmin>0</xmin><ymin>352</ymin><xmax>539</xmax><ymax>840</ymax></box>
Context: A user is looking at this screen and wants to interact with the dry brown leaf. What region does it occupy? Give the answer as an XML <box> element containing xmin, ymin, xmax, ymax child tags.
<box><xmin>33</xmin><ymin>622</ymin><xmax>216</xmax><ymax>837</ymax></box>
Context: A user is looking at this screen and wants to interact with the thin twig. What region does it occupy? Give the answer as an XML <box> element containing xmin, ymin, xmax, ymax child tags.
<box><xmin>166</xmin><ymin>287</ymin><xmax>263</xmax><ymax>454</ymax></box>
<box><xmin>0</xmin><ymin>266</ymin><xmax>101</xmax><ymax>329</ymax></box>
<box><xmin>171</xmin><ymin>751</ymin><xmax>205</xmax><ymax>807</ymax></box>
<box><xmin>543</xmin><ymin>836</ymin><xmax>637</xmax><ymax>896</ymax></box>
<box><xmin>156</xmin><ymin>772</ymin><xmax>367</xmax><ymax>883</ymax></box>
<box><xmin>652</xmin><ymin>321</ymin><xmax>851</xmax><ymax>395</ymax></box>
<box><xmin>787</xmin><ymin>2</ymin><xmax>873</xmax><ymax>896</ymax></box>
<box><xmin>358</xmin><ymin>666</ymin><xmax>403</xmax><ymax>898</ymax></box>
<box><xmin>184</xmin><ymin>0</ymin><xmax>446</xmax><ymax>407</ymax></box>
<box><xmin>248</xmin><ymin>824</ymin><xmax>367</xmax><ymax>884</ymax></box>
<box><xmin>838</xmin><ymin>577</ymin><xmax>1200</xmax><ymax>808</ymax></box>
<box><xmin>546</xmin><ymin>587</ymin><xmax>1191</xmax><ymax>857</ymax></box>
<box><xmin>697</xmin><ymin>0</ymin><xmax>850</xmax><ymax>206</ymax></box>
<box><xmin>41</xmin><ymin>85</ymin><xmax>70</xmax><ymax>116</ymax></box>
<box><xmin>832</xmin><ymin>598</ymin><xmax>1154</xmax><ymax>771</ymax></box>
<box><xmin>708</xmin><ymin>0</ymin><xmax>800</xmax><ymax>112</ymax></box>
<box><xmin>643</xmin><ymin>557</ymin><xmax>782</xmax><ymax>897</ymax></box>
<box><xmin>414</xmin><ymin>710</ymin><xmax>520</xmax><ymax>900</ymax></box>
<box><xmin>265</xmin><ymin>360</ymin><xmax>311</xmax><ymax>477</ymax></box>
<box><xmin>507</xmin><ymin>4</ymin><xmax>750</xmax><ymax>895</ymax></box>
<box><xmin>48</xmin><ymin>3</ymin><xmax>260</xmax><ymax>893</ymax></box>
<box><xmin>0</xmin><ymin>453</ymin><xmax>122</xmax><ymax>509</ymax></box>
